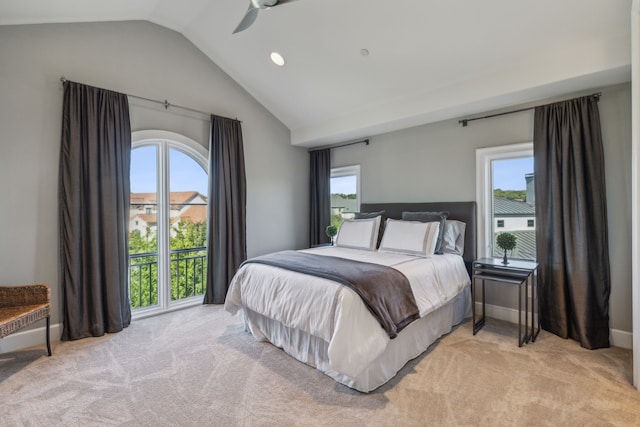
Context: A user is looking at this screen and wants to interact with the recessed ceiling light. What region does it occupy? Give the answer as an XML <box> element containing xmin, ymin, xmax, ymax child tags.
<box><xmin>360</xmin><ymin>48</ymin><xmax>370</xmax><ymax>56</ymax></box>
<box><xmin>270</xmin><ymin>51</ymin><xmax>285</xmax><ymax>67</ymax></box>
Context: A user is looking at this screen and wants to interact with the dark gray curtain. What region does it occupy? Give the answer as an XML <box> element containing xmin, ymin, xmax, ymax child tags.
<box><xmin>204</xmin><ymin>115</ymin><xmax>247</xmax><ymax>304</ymax></box>
<box><xmin>59</xmin><ymin>81</ymin><xmax>132</xmax><ymax>341</ymax></box>
<box><xmin>533</xmin><ymin>95</ymin><xmax>610</xmax><ymax>349</ymax></box>
<box><xmin>309</xmin><ymin>149</ymin><xmax>331</xmax><ymax>246</ymax></box>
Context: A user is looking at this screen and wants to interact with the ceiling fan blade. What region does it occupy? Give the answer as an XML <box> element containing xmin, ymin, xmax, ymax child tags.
<box><xmin>232</xmin><ymin>0</ymin><xmax>301</xmax><ymax>34</ymax></box>
<box><xmin>233</xmin><ymin>6</ymin><xmax>260</xmax><ymax>34</ymax></box>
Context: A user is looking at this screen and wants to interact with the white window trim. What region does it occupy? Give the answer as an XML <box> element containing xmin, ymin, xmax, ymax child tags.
<box><xmin>132</xmin><ymin>130</ymin><xmax>208</xmax><ymax>168</ymax></box>
<box><xmin>331</xmin><ymin>165</ymin><xmax>361</xmax><ymax>211</ymax></box>
<box><xmin>476</xmin><ymin>142</ymin><xmax>533</xmax><ymax>259</ymax></box>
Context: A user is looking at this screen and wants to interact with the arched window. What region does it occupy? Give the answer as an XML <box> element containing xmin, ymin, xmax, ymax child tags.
<box><xmin>129</xmin><ymin>131</ymin><xmax>208</xmax><ymax>318</ymax></box>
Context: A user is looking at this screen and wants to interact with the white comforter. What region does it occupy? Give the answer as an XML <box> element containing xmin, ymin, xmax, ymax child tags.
<box><xmin>224</xmin><ymin>246</ymin><xmax>470</xmax><ymax>378</ymax></box>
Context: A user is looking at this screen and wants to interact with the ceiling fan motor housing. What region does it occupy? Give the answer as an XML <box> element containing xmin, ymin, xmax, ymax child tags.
<box><xmin>253</xmin><ymin>0</ymin><xmax>279</xmax><ymax>9</ymax></box>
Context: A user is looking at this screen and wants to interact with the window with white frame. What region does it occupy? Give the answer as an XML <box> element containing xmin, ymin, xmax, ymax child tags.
<box><xmin>129</xmin><ymin>130</ymin><xmax>209</xmax><ymax>319</ymax></box>
<box><xmin>476</xmin><ymin>143</ymin><xmax>536</xmax><ymax>261</ymax></box>
<box><xmin>330</xmin><ymin>165</ymin><xmax>360</xmax><ymax>229</ymax></box>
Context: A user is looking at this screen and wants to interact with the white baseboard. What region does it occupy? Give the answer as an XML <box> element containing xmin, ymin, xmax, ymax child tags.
<box><xmin>475</xmin><ymin>302</ymin><xmax>632</xmax><ymax>350</ymax></box>
<box><xmin>611</xmin><ymin>328</ymin><xmax>633</xmax><ymax>349</ymax></box>
<box><xmin>0</xmin><ymin>322</ymin><xmax>61</xmax><ymax>354</ymax></box>
<box><xmin>3</xmin><ymin>308</ymin><xmax>633</xmax><ymax>353</ymax></box>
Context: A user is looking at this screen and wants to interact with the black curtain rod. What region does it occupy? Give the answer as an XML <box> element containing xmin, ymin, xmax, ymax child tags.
<box><xmin>59</xmin><ymin>76</ymin><xmax>241</xmax><ymax>123</ymax></box>
<box><xmin>308</xmin><ymin>138</ymin><xmax>370</xmax><ymax>152</ymax></box>
<box><xmin>458</xmin><ymin>92</ymin><xmax>601</xmax><ymax>127</ymax></box>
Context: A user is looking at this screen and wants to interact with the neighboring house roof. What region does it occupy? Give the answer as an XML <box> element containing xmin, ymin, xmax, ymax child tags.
<box><xmin>130</xmin><ymin>193</ymin><xmax>156</xmax><ymax>204</ymax></box>
<box><xmin>494</xmin><ymin>197</ymin><xmax>535</xmax><ymax>216</ymax></box>
<box><xmin>130</xmin><ymin>192</ymin><xmax>207</xmax><ymax>226</ymax></box>
<box><xmin>169</xmin><ymin>191</ymin><xmax>204</xmax><ymax>204</ymax></box>
<box><xmin>130</xmin><ymin>191</ymin><xmax>207</xmax><ymax>205</ymax></box>
<box><xmin>493</xmin><ymin>230</ymin><xmax>536</xmax><ymax>261</ymax></box>
<box><xmin>178</xmin><ymin>205</ymin><xmax>207</xmax><ymax>224</ymax></box>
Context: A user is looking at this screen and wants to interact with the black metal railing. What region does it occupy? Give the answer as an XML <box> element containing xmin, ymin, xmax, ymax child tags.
<box><xmin>128</xmin><ymin>246</ymin><xmax>207</xmax><ymax>309</ymax></box>
<box><xmin>129</xmin><ymin>251</ymin><xmax>158</xmax><ymax>309</ymax></box>
<box><xmin>170</xmin><ymin>247</ymin><xmax>207</xmax><ymax>301</ymax></box>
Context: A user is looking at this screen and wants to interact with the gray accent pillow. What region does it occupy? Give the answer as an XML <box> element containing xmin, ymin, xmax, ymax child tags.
<box><xmin>442</xmin><ymin>220</ymin><xmax>466</xmax><ymax>256</ymax></box>
<box><xmin>401</xmin><ymin>211</ymin><xmax>449</xmax><ymax>254</ymax></box>
<box><xmin>354</xmin><ymin>210</ymin><xmax>386</xmax><ymax>248</ymax></box>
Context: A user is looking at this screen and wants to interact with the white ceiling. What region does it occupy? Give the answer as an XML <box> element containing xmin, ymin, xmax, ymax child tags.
<box><xmin>0</xmin><ymin>0</ymin><xmax>633</xmax><ymax>147</ymax></box>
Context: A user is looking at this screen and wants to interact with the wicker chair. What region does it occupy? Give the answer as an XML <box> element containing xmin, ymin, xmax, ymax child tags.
<box><xmin>0</xmin><ymin>284</ymin><xmax>51</xmax><ymax>356</ymax></box>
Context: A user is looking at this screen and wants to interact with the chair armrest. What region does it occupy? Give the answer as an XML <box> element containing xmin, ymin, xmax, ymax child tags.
<box><xmin>0</xmin><ymin>284</ymin><xmax>50</xmax><ymax>308</ymax></box>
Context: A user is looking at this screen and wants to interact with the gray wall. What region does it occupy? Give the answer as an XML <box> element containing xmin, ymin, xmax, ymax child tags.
<box><xmin>332</xmin><ymin>83</ymin><xmax>632</xmax><ymax>334</ymax></box>
<box><xmin>0</xmin><ymin>20</ymin><xmax>631</xmax><ymax>340</ymax></box>
<box><xmin>0</xmin><ymin>21</ymin><xmax>309</xmax><ymax>327</ymax></box>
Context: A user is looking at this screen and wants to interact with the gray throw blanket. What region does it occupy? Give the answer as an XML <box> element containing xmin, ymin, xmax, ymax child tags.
<box><xmin>242</xmin><ymin>250</ymin><xmax>419</xmax><ymax>338</ymax></box>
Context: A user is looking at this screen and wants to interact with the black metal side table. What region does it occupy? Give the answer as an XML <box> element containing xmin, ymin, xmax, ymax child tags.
<box><xmin>472</xmin><ymin>258</ymin><xmax>540</xmax><ymax>347</ymax></box>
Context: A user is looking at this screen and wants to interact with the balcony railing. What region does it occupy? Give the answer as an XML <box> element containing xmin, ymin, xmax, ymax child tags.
<box><xmin>128</xmin><ymin>246</ymin><xmax>207</xmax><ymax>309</ymax></box>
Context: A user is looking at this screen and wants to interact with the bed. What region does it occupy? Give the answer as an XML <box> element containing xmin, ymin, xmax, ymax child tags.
<box><xmin>225</xmin><ymin>201</ymin><xmax>476</xmax><ymax>392</ymax></box>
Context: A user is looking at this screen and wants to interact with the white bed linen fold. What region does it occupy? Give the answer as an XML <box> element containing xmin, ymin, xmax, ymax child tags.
<box><xmin>224</xmin><ymin>247</ymin><xmax>470</xmax><ymax>378</ymax></box>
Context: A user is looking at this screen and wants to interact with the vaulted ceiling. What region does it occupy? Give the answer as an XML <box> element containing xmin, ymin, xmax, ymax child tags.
<box><xmin>0</xmin><ymin>0</ymin><xmax>632</xmax><ymax>147</ymax></box>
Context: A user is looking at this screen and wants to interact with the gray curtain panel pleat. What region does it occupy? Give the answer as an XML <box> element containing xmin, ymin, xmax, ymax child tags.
<box><xmin>309</xmin><ymin>149</ymin><xmax>331</xmax><ymax>247</ymax></box>
<box><xmin>204</xmin><ymin>115</ymin><xmax>247</xmax><ymax>304</ymax></box>
<box><xmin>59</xmin><ymin>81</ymin><xmax>132</xmax><ymax>341</ymax></box>
<box><xmin>533</xmin><ymin>95</ymin><xmax>610</xmax><ymax>349</ymax></box>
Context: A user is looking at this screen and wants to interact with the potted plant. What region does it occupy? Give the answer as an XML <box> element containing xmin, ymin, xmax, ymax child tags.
<box><xmin>496</xmin><ymin>232</ymin><xmax>517</xmax><ymax>264</ymax></box>
<box><xmin>325</xmin><ymin>225</ymin><xmax>338</xmax><ymax>245</ymax></box>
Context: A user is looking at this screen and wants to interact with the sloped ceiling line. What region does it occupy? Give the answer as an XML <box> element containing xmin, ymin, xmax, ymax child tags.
<box><xmin>0</xmin><ymin>0</ymin><xmax>632</xmax><ymax>147</ymax></box>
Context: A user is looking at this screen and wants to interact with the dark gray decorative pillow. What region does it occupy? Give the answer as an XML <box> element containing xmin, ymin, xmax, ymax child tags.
<box><xmin>401</xmin><ymin>211</ymin><xmax>449</xmax><ymax>254</ymax></box>
<box><xmin>354</xmin><ymin>210</ymin><xmax>386</xmax><ymax>248</ymax></box>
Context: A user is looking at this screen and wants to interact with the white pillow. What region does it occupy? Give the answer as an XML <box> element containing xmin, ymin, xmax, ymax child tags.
<box><xmin>378</xmin><ymin>219</ymin><xmax>440</xmax><ymax>257</ymax></box>
<box><xmin>442</xmin><ymin>220</ymin><xmax>466</xmax><ymax>256</ymax></box>
<box><xmin>335</xmin><ymin>216</ymin><xmax>381</xmax><ymax>251</ymax></box>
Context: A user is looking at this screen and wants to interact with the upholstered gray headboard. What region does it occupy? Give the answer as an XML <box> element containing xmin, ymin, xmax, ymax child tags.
<box><xmin>360</xmin><ymin>201</ymin><xmax>477</xmax><ymax>276</ymax></box>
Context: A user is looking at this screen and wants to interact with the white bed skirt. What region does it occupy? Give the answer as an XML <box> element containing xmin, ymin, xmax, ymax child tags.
<box><xmin>241</xmin><ymin>286</ymin><xmax>472</xmax><ymax>393</ymax></box>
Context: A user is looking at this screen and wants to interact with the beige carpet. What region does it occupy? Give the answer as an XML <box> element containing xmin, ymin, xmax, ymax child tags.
<box><xmin>1</xmin><ymin>305</ymin><xmax>640</xmax><ymax>426</ymax></box>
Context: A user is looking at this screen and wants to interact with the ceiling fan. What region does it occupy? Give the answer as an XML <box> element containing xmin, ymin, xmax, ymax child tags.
<box><xmin>233</xmin><ymin>0</ymin><xmax>300</xmax><ymax>34</ymax></box>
